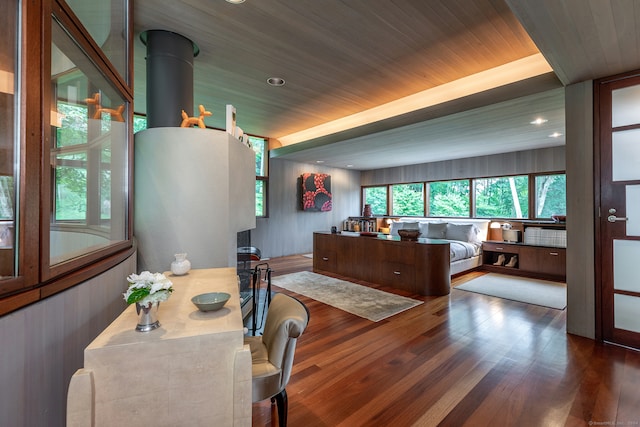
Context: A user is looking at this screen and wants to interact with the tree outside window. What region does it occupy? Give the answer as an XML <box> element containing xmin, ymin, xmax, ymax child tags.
<box><xmin>363</xmin><ymin>186</ymin><xmax>387</xmax><ymax>215</ymax></box>
<box><xmin>429</xmin><ymin>180</ymin><xmax>470</xmax><ymax>217</ymax></box>
<box><xmin>392</xmin><ymin>183</ymin><xmax>424</xmax><ymax>216</ymax></box>
<box><xmin>535</xmin><ymin>174</ymin><xmax>566</xmax><ymax>218</ymax></box>
<box><xmin>475</xmin><ymin>176</ymin><xmax>528</xmax><ymax>218</ymax></box>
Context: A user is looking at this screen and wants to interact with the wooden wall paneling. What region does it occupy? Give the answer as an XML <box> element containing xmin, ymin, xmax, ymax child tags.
<box><xmin>360</xmin><ymin>146</ymin><xmax>566</xmax><ymax>186</ymax></box>
<box><xmin>251</xmin><ymin>158</ymin><xmax>361</xmax><ymax>259</ymax></box>
<box><xmin>0</xmin><ymin>254</ymin><xmax>136</xmax><ymax>427</ymax></box>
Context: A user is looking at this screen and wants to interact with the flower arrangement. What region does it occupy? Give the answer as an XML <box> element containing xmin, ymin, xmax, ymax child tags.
<box><xmin>123</xmin><ymin>271</ymin><xmax>174</xmax><ymax>306</ymax></box>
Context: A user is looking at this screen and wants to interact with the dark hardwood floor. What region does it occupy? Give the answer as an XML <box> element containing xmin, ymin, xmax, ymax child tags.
<box><xmin>249</xmin><ymin>255</ymin><xmax>640</xmax><ymax>427</ymax></box>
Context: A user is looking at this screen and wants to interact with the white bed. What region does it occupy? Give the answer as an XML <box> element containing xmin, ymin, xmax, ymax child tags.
<box><xmin>391</xmin><ymin>218</ymin><xmax>491</xmax><ymax>275</ymax></box>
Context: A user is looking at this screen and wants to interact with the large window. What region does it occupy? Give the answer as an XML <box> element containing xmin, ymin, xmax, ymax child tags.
<box><xmin>535</xmin><ymin>173</ymin><xmax>566</xmax><ymax>218</ymax></box>
<box><xmin>429</xmin><ymin>180</ymin><xmax>470</xmax><ymax>217</ymax></box>
<box><xmin>475</xmin><ymin>175</ymin><xmax>528</xmax><ymax>218</ymax></box>
<box><xmin>250</xmin><ymin>136</ymin><xmax>268</xmax><ymax>217</ymax></box>
<box><xmin>362</xmin><ymin>173</ymin><xmax>563</xmax><ymax>220</ymax></box>
<box><xmin>392</xmin><ymin>183</ymin><xmax>424</xmax><ymax>216</ymax></box>
<box><xmin>363</xmin><ymin>186</ymin><xmax>388</xmax><ymax>215</ymax></box>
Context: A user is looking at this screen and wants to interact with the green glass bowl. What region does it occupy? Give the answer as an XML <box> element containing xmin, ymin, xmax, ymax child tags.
<box><xmin>191</xmin><ymin>292</ymin><xmax>231</xmax><ymax>312</ymax></box>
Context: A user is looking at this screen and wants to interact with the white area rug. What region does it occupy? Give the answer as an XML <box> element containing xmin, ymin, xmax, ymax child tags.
<box><xmin>302</xmin><ymin>253</ymin><xmax>313</xmax><ymax>258</ymax></box>
<box><xmin>456</xmin><ymin>273</ymin><xmax>566</xmax><ymax>309</ymax></box>
<box><xmin>271</xmin><ymin>271</ymin><xmax>423</xmax><ymax>322</ymax></box>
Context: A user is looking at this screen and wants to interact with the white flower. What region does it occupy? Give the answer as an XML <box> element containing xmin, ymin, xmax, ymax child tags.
<box><xmin>123</xmin><ymin>271</ymin><xmax>174</xmax><ymax>306</ymax></box>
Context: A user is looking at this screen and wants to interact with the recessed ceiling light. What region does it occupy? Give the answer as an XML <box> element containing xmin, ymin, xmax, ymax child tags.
<box><xmin>267</xmin><ymin>77</ymin><xmax>285</xmax><ymax>87</ymax></box>
<box><xmin>315</xmin><ymin>160</ymin><xmax>324</xmax><ymax>164</ymax></box>
<box><xmin>346</xmin><ymin>164</ymin><xmax>354</xmax><ymax>168</ymax></box>
<box><xmin>548</xmin><ymin>132</ymin><xmax>563</xmax><ymax>138</ymax></box>
<box><xmin>530</xmin><ymin>118</ymin><xmax>548</xmax><ymax>125</ymax></box>
<box><xmin>226</xmin><ymin>0</ymin><xmax>245</xmax><ymax>4</ymax></box>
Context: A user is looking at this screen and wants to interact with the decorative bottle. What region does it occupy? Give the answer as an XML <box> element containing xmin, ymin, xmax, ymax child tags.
<box><xmin>171</xmin><ymin>253</ymin><xmax>191</xmax><ymax>276</ymax></box>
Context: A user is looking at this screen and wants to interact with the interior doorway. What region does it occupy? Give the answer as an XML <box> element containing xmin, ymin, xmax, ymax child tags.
<box><xmin>596</xmin><ymin>72</ymin><xmax>640</xmax><ymax>350</ymax></box>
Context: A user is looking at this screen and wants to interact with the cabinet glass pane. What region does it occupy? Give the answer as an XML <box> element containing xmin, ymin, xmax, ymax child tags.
<box><xmin>614</xmin><ymin>294</ymin><xmax>640</xmax><ymax>333</ymax></box>
<box><xmin>613</xmin><ymin>239</ymin><xmax>640</xmax><ymax>293</ymax></box>
<box><xmin>65</xmin><ymin>0</ymin><xmax>128</xmax><ymax>83</ymax></box>
<box><xmin>50</xmin><ymin>17</ymin><xmax>128</xmax><ymax>265</ymax></box>
<box><xmin>612</xmin><ymin>85</ymin><xmax>640</xmax><ymax>128</ymax></box>
<box><xmin>612</xmin><ymin>129</ymin><xmax>640</xmax><ymax>181</ymax></box>
<box><xmin>0</xmin><ymin>0</ymin><xmax>18</xmax><ymax>279</ymax></box>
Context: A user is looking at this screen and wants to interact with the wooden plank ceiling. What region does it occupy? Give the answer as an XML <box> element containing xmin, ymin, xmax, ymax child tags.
<box><xmin>132</xmin><ymin>0</ymin><xmax>640</xmax><ymax>169</ymax></box>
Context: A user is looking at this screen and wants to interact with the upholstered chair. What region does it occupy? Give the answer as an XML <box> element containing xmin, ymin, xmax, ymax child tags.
<box><xmin>244</xmin><ymin>293</ymin><xmax>309</xmax><ymax>427</ymax></box>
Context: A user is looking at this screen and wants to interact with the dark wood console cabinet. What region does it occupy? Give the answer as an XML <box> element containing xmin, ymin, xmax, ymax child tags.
<box><xmin>313</xmin><ymin>232</ymin><xmax>451</xmax><ymax>296</ymax></box>
<box><xmin>482</xmin><ymin>241</ymin><xmax>566</xmax><ymax>281</ymax></box>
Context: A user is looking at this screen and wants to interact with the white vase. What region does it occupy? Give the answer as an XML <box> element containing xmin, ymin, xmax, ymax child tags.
<box><xmin>171</xmin><ymin>253</ymin><xmax>191</xmax><ymax>275</ymax></box>
<box><xmin>135</xmin><ymin>302</ymin><xmax>160</xmax><ymax>332</ymax></box>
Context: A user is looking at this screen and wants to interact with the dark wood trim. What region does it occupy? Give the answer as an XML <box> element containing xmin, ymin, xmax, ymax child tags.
<box><xmin>0</xmin><ymin>243</ymin><xmax>135</xmax><ymax>316</ymax></box>
<box><xmin>45</xmin><ymin>239</ymin><xmax>133</xmax><ymax>282</ymax></box>
<box><xmin>593</xmin><ymin>78</ymin><xmax>604</xmax><ymax>342</ymax></box>
<box><xmin>40</xmin><ymin>244</ymin><xmax>135</xmax><ymax>298</ymax></box>
<box><xmin>20</xmin><ymin>0</ymin><xmax>44</xmax><ymax>287</ymax></box>
<box><xmin>0</xmin><ymin>288</ymin><xmax>40</xmax><ymax>316</ymax></box>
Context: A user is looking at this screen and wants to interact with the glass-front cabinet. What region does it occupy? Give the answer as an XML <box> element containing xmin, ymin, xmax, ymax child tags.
<box><xmin>0</xmin><ymin>0</ymin><xmax>133</xmax><ymax>313</ymax></box>
<box><xmin>49</xmin><ymin>15</ymin><xmax>129</xmax><ymax>267</ymax></box>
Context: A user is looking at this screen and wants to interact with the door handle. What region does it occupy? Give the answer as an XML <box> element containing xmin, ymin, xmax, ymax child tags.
<box><xmin>607</xmin><ymin>215</ymin><xmax>628</xmax><ymax>223</ymax></box>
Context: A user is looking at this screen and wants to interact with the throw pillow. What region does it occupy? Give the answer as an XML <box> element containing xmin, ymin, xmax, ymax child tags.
<box><xmin>445</xmin><ymin>223</ymin><xmax>478</xmax><ymax>242</ymax></box>
<box><xmin>402</xmin><ymin>221</ymin><xmax>420</xmax><ymax>230</ymax></box>
<box><xmin>426</xmin><ymin>222</ymin><xmax>447</xmax><ymax>239</ymax></box>
<box><xmin>418</xmin><ymin>222</ymin><xmax>430</xmax><ymax>237</ymax></box>
<box><xmin>389</xmin><ymin>221</ymin><xmax>403</xmax><ymax>236</ymax></box>
<box><xmin>390</xmin><ymin>221</ymin><xmax>420</xmax><ymax>236</ymax></box>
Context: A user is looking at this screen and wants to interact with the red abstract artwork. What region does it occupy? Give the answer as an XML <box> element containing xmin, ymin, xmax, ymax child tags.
<box><xmin>301</xmin><ymin>173</ymin><xmax>332</xmax><ymax>211</ymax></box>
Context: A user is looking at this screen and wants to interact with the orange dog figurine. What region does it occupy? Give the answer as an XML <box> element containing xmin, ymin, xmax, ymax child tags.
<box><xmin>180</xmin><ymin>104</ymin><xmax>212</xmax><ymax>128</ymax></box>
<box><xmin>85</xmin><ymin>92</ymin><xmax>125</xmax><ymax>122</ymax></box>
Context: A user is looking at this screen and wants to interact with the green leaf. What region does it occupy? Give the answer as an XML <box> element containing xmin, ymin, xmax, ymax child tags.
<box><xmin>126</xmin><ymin>288</ymin><xmax>150</xmax><ymax>304</ymax></box>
